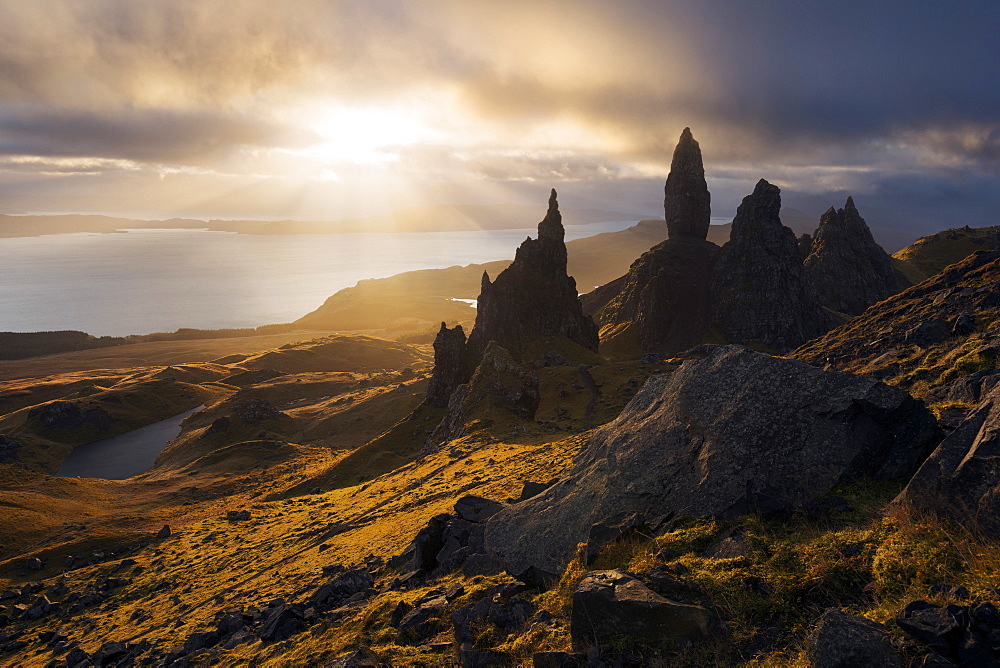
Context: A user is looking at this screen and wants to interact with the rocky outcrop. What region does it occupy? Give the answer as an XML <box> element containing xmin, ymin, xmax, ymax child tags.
<box><xmin>793</xmin><ymin>250</ymin><xmax>1000</xmax><ymax>388</ymax></box>
<box><xmin>27</xmin><ymin>402</ymin><xmax>112</xmax><ymax>433</ymax></box>
<box><xmin>571</xmin><ymin>570</ymin><xmax>711</xmax><ymax>647</ymax></box>
<box><xmin>591</xmin><ymin>128</ymin><xmax>719</xmax><ymax>355</ymax></box>
<box><xmin>664</xmin><ymin>127</ymin><xmax>711</xmax><ymax>241</ymax></box>
<box><xmin>897</xmin><ymin>383</ymin><xmax>1000</xmax><ymax>536</ymax></box>
<box><xmin>711</xmin><ymin>180</ymin><xmax>835</xmax><ymax>351</ymax></box>
<box><xmin>426</xmin><ymin>342</ymin><xmax>540</xmax><ymax>449</ymax></box>
<box><xmin>465</xmin><ymin>190</ymin><xmax>598</xmax><ymax>364</ymax></box>
<box><xmin>425</xmin><ymin>323</ymin><xmax>467</xmax><ymax>407</ymax></box>
<box><xmin>484</xmin><ymin>345</ymin><xmax>936</xmax><ymax>577</ymax></box>
<box><xmin>804</xmin><ymin>197</ymin><xmax>909</xmax><ymax>315</ymax></box>
<box><xmin>596</xmin><ymin>239</ymin><xmax>719</xmax><ymax>355</ymax></box>
<box><xmin>805</xmin><ymin>608</ymin><xmax>900</xmax><ymax>668</ymax></box>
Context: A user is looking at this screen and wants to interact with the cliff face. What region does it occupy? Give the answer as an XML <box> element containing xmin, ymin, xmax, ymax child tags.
<box><xmin>464</xmin><ymin>190</ymin><xmax>599</xmax><ymax>365</ymax></box>
<box><xmin>595</xmin><ymin>128</ymin><xmax>719</xmax><ymax>355</ymax></box>
<box><xmin>804</xmin><ymin>197</ymin><xmax>909</xmax><ymax>315</ymax></box>
<box><xmin>710</xmin><ymin>180</ymin><xmax>834</xmax><ymax>351</ymax></box>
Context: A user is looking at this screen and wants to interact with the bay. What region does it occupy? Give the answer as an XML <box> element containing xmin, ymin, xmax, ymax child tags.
<box><xmin>0</xmin><ymin>221</ymin><xmax>636</xmax><ymax>337</ymax></box>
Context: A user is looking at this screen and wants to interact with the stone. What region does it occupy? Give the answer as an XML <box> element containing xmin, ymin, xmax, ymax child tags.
<box><xmin>157</xmin><ymin>525</ymin><xmax>171</xmax><ymax>539</ymax></box>
<box><xmin>896</xmin><ymin>601</ymin><xmax>966</xmax><ymax>657</ymax></box>
<box><xmin>905</xmin><ymin>320</ymin><xmax>951</xmax><ymax>347</ymax></box>
<box><xmin>570</xmin><ymin>570</ymin><xmax>710</xmax><ymax>647</ymax></box>
<box><xmin>454</xmin><ymin>495</ymin><xmax>504</xmax><ymax>523</ymax></box>
<box><xmin>805</xmin><ymin>608</ymin><xmax>900</xmax><ymax>667</ymax></box>
<box><xmin>397</xmin><ymin>595</ymin><xmax>450</xmax><ymax>642</ymax></box>
<box><xmin>711</xmin><ymin>180</ymin><xmax>834</xmax><ymax>351</ymax></box>
<box><xmin>897</xmin><ymin>383</ymin><xmax>1000</xmax><ymax>537</ymax></box>
<box><xmin>452</xmin><ymin>585</ymin><xmax>536</xmax><ymax>644</ymax></box>
<box><xmin>405</xmin><ymin>513</ymin><xmax>452</xmax><ymax>573</ymax></box>
<box><xmin>258</xmin><ymin>604</ymin><xmax>304</xmax><ymax>642</ymax></box>
<box><xmin>425</xmin><ymin>323</ymin><xmax>468</xmax><ymax>407</ymax></box>
<box><xmin>804</xmin><ymin>197</ymin><xmax>909</xmax><ymax>316</ymax></box>
<box><xmin>664</xmin><ymin>127</ymin><xmax>711</xmax><ymax>241</ymax></box>
<box><xmin>324</xmin><ymin>646</ymin><xmax>383</xmax><ymax>667</ymax></box>
<box><xmin>91</xmin><ymin>640</ymin><xmax>128</xmax><ymax>665</ymax></box>
<box><xmin>25</xmin><ymin>557</ymin><xmax>43</xmax><ymax>571</ymax></box>
<box><xmin>486</xmin><ymin>345</ymin><xmax>936</xmax><ymax>577</ymax></box>
<box><xmin>465</xmin><ymin>189</ymin><xmax>599</xmax><ymax>364</ymax></box>
<box><xmin>226</xmin><ymin>510</ymin><xmax>251</xmax><ymax>521</ymax></box>
<box><xmin>953</xmin><ymin>310</ymin><xmax>977</xmax><ymax>336</ymax></box>
<box><xmin>307</xmin><ymin>569</ymin><xmax>373</xmax><ymax>611</ymax></box>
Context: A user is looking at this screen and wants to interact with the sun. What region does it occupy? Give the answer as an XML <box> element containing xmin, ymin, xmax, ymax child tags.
<box><xmin>301</xmin><ymin>104</ymin><xmax>441</xmax><ymax>165</ymax></box>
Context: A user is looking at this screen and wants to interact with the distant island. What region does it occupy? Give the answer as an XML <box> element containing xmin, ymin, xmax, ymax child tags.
<box><xmin>0</xmin><ymin>203</ymin><xmax>649</xmax><ymax>238</ymax></box>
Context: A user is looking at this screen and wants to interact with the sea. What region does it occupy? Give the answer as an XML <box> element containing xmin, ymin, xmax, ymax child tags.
<box><xmin>0</xmin><ymin>220</ymin><xmax>648</xmax><ymax>337</ymax></box>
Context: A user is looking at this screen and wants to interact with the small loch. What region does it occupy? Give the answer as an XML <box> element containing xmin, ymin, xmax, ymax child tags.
<box><xmin>56</xmin><ymin>405</ymin><xmax>205</xmax><ymax>480</ymax></box>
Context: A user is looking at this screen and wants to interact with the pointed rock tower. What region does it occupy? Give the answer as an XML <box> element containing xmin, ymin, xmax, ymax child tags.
<box><xmin>711</xmin><ymin>179</ymin><xmax>834</xmax><ymax>351</ymax></box>
<box><xmin>664</xmin><ymin>127</ymin><xmax>712</xmax><ymax>241</ymax></box>
<box><xmin>804</xmin><ymin>197</ymin><xmax>909</xmax><ymax>315</ymax></box>
<box><xmin>464</xmin><ymin>189</ymin><xmax>599</xmax><ymax>364</ymax></box>
<box><xmin>591</xmin><ymin>128</ymin><xmax>720</xmax><ymax>354</ymax></box>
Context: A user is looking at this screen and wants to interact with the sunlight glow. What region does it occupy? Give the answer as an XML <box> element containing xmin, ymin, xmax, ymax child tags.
<box><xmin>300</xmin><ymin>104</ymin><xmax>443</xmax><ymax>164</ymax></box>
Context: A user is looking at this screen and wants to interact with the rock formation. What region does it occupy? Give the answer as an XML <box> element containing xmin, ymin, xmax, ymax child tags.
<box><xmin>484</xmin><ymin>345</ymin><xmax>936</xmax><ymax>577</ymax></box>
<box><xmin>664</xmin><ymin>127</ymin><xmax>711</xmax><ymax>241</ymax></box>
<box><xmin>427</xmin><ymin>342</ymin><xmax>540</xmax><ymax>449</ymax></box>
<box><xmin>711</xmin><ymin>179</ymin><xmax>834</xmax><ymax>351</ymax></box>
<box><xmin>464</xmin><ymin>190</ymin><xmax>599</xmax><ymax>365</ymax></box>
<box><xmin>804</xmin><ymin>197</ymin><xmax>909</xmax><ymax>315</ymax></box>
<box><xmin>896</xmin><ymin>382</ymin><xmax>1000</xmax><ymax>536</ymax></box>
<box><xmin>590</xmin><ymin>128</ymin><xmax>720</xmax><ymax>355</ymax></box>
<box><xmin>425</xmin><ymin>323</ymin><xmax>467</xmax><ymax>407</ymax></box>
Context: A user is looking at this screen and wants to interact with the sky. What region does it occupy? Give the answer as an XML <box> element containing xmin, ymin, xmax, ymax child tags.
<box><xmin>0</xmin><ymin>0</ymin><xmax>997</xmax><ymax>244</ymax></box>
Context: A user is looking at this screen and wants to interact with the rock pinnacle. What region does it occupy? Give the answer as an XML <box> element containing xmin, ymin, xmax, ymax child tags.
<box><xmin>664</xmin><ymin>127</ymin><xmax>711</xmax><ymax>241</ymax></box>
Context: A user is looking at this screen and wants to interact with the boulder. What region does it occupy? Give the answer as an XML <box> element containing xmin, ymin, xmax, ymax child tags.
<box><xmin>156</xmin><ymin>525</ymin><xmax>171</xmax><ymax>539</ymax></box>
<box><xmin>570</xmin><ymin>570</ymin><xmax>710</xmax><ymax>647</ymax></box>
<box><xmin>485</xmin><ymin>345</ymin><xmax>936</xmax><ymax>576</ymax></box>
<box><xmin>454</xmin><ymin>495</ymin><xmax>504</xmax><ymax>523</ymax></box>
<box><xmin>258</xmin><ymin>604</ymin><xmax>305</xmax><ymax>642</ymax></box>
<box><xmin>804</xmin><ymin>197</ymin><xmax>909</xmax><ymax>316</ymax></box>
<box><xmin>805</xmin><ymin>608</ymin><xmax>900</xmax><ymax>667</ymax></box>
<box><xmin>897</xmin><ymin>384</ymin><xmax>1000</xmax><ymax>537</ymax></box>
<box><xmin>307</xmin><ymin>569</ymin><xmax>373</xmax><ymax>611</ymax></box>
<box><xmin>905</xmin><ymin>320</ymin><xmax>951</xmax><ymax>347</ymax></box>
<box><xmin>711</xmin><ymin>180</ymin><xmax>834</xmax><ymax>351</ymax></box>
<box><xmin>226</xmin><ymin>510</ymin><xmax>251</xmax><ymax>522</ymax></box>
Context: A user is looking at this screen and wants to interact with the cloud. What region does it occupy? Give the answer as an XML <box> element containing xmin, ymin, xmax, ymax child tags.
<box><xmin>0</xmin><ymin>107</ymin><xmax>315</xmax><ymax>164</ymax></box>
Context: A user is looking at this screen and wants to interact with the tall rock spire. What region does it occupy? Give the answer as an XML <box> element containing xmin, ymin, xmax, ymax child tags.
<box><xmin>464</xmin><ymin>189</ymin><xmax>598</xmax><ymax>364</ymax></box>
<box><xmin>664</xmin><ymin>127</ymin><xmax>711</xmax><ymax>241</ymax></box>
<box><xmin>803</xmin><ymin>197</ymin><xmax>909</xmax><ymax>315</ymax></box>
<box><xmin>710</xmin><ymin>179</ymin><xmax>834</xmax><ymax>351</ymax></box>
<box><xmin>589</xmin><ymin>128</ymin><xmax>719</xmax><ymax>354</ymax></box>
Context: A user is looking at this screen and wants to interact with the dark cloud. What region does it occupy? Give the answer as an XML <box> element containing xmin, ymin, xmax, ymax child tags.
<box><xmin>0</xmin><ymin>0</ymin><xmax>996</xmax><ymax>241</ymax></box>
<box><xmin>0</xmin><ymin>107</ymin><xmax>314</xmax><ymax>164</ymax></box>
